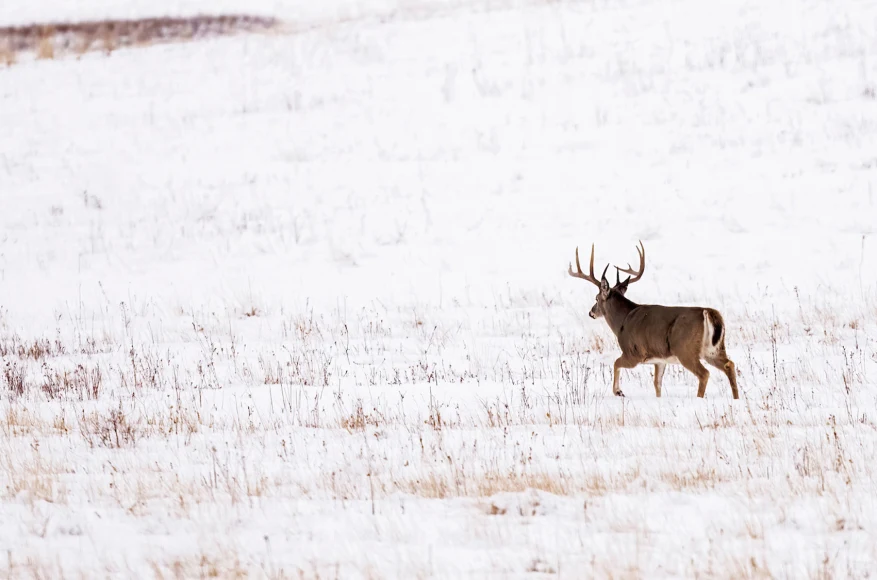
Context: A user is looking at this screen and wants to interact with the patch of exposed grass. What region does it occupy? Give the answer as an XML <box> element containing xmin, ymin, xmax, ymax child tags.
<box><xmin>0</xmin><ymin>14</ymin><xmax>280</xmax><ymax>63</ymax></box>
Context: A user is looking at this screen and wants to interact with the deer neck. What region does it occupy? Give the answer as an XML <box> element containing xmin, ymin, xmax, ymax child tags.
<box><xmin>604</xmin><ymin>293</ymin><xmax>637</xmax><ymax>337</ymax></box>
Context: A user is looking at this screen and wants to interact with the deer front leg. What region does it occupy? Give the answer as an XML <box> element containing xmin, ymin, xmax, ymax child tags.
<box><xmin>612</xmin><ymin>355</ymin><xmax>639</xmax><ymax>397</ymax></box>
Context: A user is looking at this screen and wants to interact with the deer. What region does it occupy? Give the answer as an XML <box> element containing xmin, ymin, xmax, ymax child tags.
<box><xmin>568</xmin><ymin>241</ymin><xmax>739</xmax><ymax>399</ymax></box>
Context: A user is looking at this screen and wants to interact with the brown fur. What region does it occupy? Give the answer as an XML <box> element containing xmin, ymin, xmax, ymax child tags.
<box><xmin>569</xmin><ymin>242</ymin><xmax>739</xmax><ymax>399</ymax></box>
<box><xmin>593</xmin><ymin>290</ymin><xmax>739</xmax><ymax>399</ymax></box>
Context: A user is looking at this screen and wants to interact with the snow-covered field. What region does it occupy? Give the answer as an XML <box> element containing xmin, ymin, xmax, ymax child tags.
<box><xmin>2</xmin><ymin>0</ymin><xmax>877</xmax><ymax>577</ymax></box>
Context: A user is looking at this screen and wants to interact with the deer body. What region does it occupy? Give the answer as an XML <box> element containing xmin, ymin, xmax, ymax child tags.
<box><xmin>568</xmin><ymin>243</ymin><xmax>739</xmax><ymax>399</ymax></box>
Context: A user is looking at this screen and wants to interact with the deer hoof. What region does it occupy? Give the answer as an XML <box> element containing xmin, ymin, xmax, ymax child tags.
<box><xmin>614</xmin><ymin>390</ymin><xmax>625</xmax><ymax>397</ymax></box>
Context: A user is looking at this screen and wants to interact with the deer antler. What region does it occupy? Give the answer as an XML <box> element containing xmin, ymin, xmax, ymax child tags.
<box><xmin>615</xmin><ymin>240</ymin><xmax>646</xmax><ymax>285</ymax></box>
<box><xmin>568</xmin><ymin>244</ymin><xmax>609</xmax><ymax>287</ymax></box>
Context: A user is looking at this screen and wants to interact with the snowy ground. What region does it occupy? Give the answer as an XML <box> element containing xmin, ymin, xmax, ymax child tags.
<box><xmin>2</xmin><ymin>0</ymin><xmax>877</xmax><ymax>577</ymax></box>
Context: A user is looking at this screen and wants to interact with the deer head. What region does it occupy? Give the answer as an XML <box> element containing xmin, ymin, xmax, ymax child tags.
<box><xmin>567</xmin><ymin>241</ymin><xmax>645</xmax><ymax>319</ymax></box>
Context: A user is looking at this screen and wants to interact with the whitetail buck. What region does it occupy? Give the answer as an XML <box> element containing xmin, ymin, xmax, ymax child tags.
<box><xmin>568</xmin><ymin>242</ymin><xmax>739</xmax><ymax>399</ymax></box>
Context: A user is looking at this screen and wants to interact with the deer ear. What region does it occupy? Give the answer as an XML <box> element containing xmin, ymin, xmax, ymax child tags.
<box><xmin>599</xmin><ymin>264</ymin><xmax>610</xmax><ymax>296</ymax></box>
<box><xmin>616</xmin><ymin>276</ymin><xmax>631</xmax><ymax>295</ymax></box>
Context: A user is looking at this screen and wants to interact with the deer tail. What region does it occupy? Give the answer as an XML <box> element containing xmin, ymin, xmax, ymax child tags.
<box><xmin>703</xmin><ymin>309</ymin><xmax>724</xmax><ymax>347</ymax></box>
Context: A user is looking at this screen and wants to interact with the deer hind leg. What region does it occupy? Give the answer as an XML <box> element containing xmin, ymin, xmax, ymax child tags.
<box><xmin>706</xmin><ymin>351</ymin><xmax>739</xmax><ymax>400</ymax></box>
<box><xmin>612</xmin><ymin>355</ymin><xmax>639</xmax><ymax>397</ymax></box>
<box><xmin>653</xmin><ymin>363</ymin><xmax>666</xmax><ymax>398</ymax></box>
<box><xmin>679</xmin><ymin>356</ymin><xmax>710</xmax><ymax>398</ymax></box>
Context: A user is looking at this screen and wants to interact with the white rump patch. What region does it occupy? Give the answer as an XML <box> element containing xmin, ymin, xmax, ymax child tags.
<box><xmin>701</xmin><ymin>309</ymin><xmax>715</xmax><ymax>356</ymax></box>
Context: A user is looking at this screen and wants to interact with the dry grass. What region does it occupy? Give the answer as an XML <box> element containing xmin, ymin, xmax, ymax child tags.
<box><xmin>79</xmin><ymin>407</ymin><xmax>139</xmax><ymax>448</ymax></box>
<box><xmin>36</xmin><ymin>31</ymin><xmax>54</xmax><ymax>60</ymax></box>
<box><xmin>148</xmin><ymin>550</ymin><xmax>248</xmax><ymax>580</ymax></box>
<box><xmin>0</xmin><ymin>447</ymin><xmax>69</xmax><ymax>505</ymax></box>
<box><xmin>0</xmin><ymin>291</ymin><xmax>873</xmax><ymax>576</ymax></box>
<box><xmin>0</xmin><ymin>334</ymin><xmax>66</xmax><ymax>360</ymax></box>
<box><xmin>2</xmin><ymin>361</ymin><xmax>27</xmax><ymax>397</ymax></box>
<box><xmin>0</xmin><ymin>43</ymin><xmax>15</xmax><ymax>66</ymax></box>
<box><xmin>41</xmin><ymin>363</ymin><xmax>104</xmax><ymax>400</ymax></box>
<box><xmin>340</xmin><ymin>400</ymin><xmax>388</xmax><ymax>432</ymax></box>
<box><xmin>395</xmin><ymin>469</ymin><xmax>601</xmax><ymax>499</ymax></box>
<box><xmin>0</xmin><ymin>14</ymin><xmax>280</xmax><ymax>63</ymax></box>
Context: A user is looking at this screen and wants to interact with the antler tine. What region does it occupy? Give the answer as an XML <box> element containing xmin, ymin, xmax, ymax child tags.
<box><xmin>568</xmin><ymin>244</ymin><xmax>602</xmax><ymax>287</ymax></box>
<box><xmin>614</xmin><ymin>240</ymin><xmax>646</xmax><ymax>284</ymax></box>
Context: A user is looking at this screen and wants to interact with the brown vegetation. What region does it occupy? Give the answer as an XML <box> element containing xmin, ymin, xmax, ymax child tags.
<box><xmin>0</xmin><ymin>14</ymin><xmax>279</xmax><ymax>63</ymax></box>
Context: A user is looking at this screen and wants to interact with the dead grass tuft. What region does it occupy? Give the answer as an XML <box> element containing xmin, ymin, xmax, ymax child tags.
<box><xmin>3</xmin><ymin>360</ymin><xmax>27</xmax><ymax>396</ymax></box>
<box><xmin>2</xmin><ymin>406</ymin><xmax>38</xmax><ymax>436</ymax></box>
<box><xmin>149</xmin><ymin>549</ymin><xmax>248</xmax><ymax>579</ymax></box>
<box><xmin>37</xmin><ymin>30</ymin><xmax>54</xmax><ymax>59</ymax></box>
<box><xmin>41</xmin><ymin>363</ymin><xmax>103</xmax><ymax>399</ymax></box>
<box><xmin>0</xmin><ymin>334</ymin><xmax>66</xmax><ymax>360</ymax></box>
<box><xmin>397</xmin><ymin>469</ymin><xmax>605</xmax><ymax>499</ymax></box>
<box><xmin>80</xmin><ymin>407</ymin><xmax>138</xmax><ymax>448</ymax></box>
<box><xmin>0</xmin><ymin>448</ymin><xmax>69</xmax><ymax>505</ymax></box>
<box><xmin>341</xmin><ymin>400</ymin><xmax>387</xmax><ymax>432</ymax></box>
<box><xmin>0</xmin><ymin>38</ymin><xmax>14</xmax><ymax>65</ymax></box>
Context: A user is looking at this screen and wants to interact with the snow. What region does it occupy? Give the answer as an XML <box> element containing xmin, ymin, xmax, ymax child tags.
<box><xmin>2</xmin><ymin>0</ymin><xmax>877</xmax><ymax>576</ymax></box>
